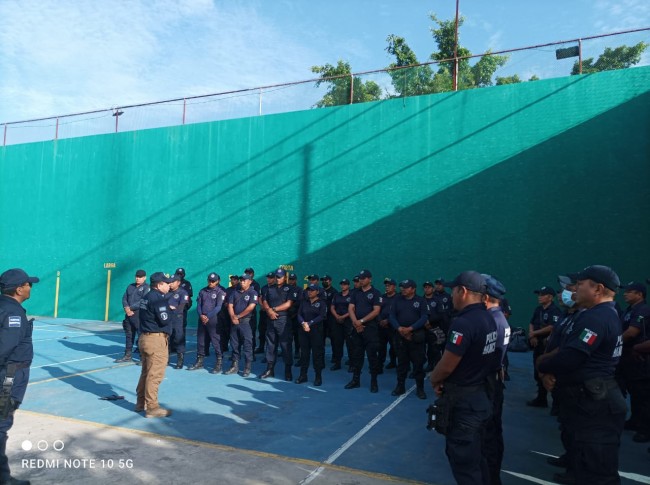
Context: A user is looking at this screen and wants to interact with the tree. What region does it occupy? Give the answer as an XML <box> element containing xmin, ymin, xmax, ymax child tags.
<box><xmin>385</xmin><ymin>14</ymin><xmax>509</xmax><ymax>96</ymax></box>
<box><xmin>571</xmin><ymin>42</ymin><xmax>648</xmax><ymax>75</ymax></box>
<box><xmin>311</xmin><ymin>60</ymin><xmax>382</xmax><ymax>108</ymax></box>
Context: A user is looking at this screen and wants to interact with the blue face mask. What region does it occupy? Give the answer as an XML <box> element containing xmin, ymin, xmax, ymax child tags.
<box><xmin>561</xmin><ymin>289</ymin><xmax>575</xmax><ymax>307</ymax></box>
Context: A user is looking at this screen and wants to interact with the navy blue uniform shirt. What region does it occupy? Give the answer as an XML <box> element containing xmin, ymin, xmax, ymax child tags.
<box><xmin>139</xmin><ymin>289</ymin><xmax>173</xmax><ymax>334</ymax></box>
<box><xmin>530</xmin><ymin>303</ymin><xmax>563</xmax><ymax>330</ymax></box>
<box><xmin>444</xmin><ymin>303</ymin><xmax>498</xmax><ymax>386</ymax></box>
<box><xmin>380</xmin><ymin>293</ymin><xmax>396</xmax><ymax>321</ymax></box>
<box><xmin>122</xmin><ymin>283</ymin><xmax>150</xmax><ymax>312</ymax></box>
<box><xmin>559</xmin><ymin>301</ymin><xmax>622</xmax><ymax>384</ymax></box>
<box><xmin>196</xmin><ymin>285</ymin><xmax>226</xmax><ymax>320</ymax></box>
<box><xmin>332</xmin><ymin>291</ymin><xmax>352</xmax><ymax>316</ymax></box>
<box><xmin>167</xmin><ymin>287</ymin><xmax>189</xmax><ymax>317</ymax></box>
<box><xmin>180</xmin><ymin>278</ymin><xmax>193</xmax><ymax>309</ymax></box>
<box><xmin>298</xmin><ymin>298</ymin><xmax>326</xmax><ymax>326</ymax></box>
<box><xmin>350</xmin><ymin>287</ymin><xmax>383</xmax><ymax>321</ymax></box>
<box><xmin>266</xmin><ymin>284</ymin><xmax>298</xmax><ymax>315</ymax></box>
<box><xmin>389</xmin><ymin>294</ymin><xmax>429</xmax><ymax>330</ymax></box>
<box><xmin>0</xmin><ymin>295</ymin><xmax>33</xmax><ymax>364</ymax></box>
<box><xmin>488</xmin><ymin>306</ymin><xmax>511</xmax><ymax>369</ymax></box>
<box><xmin>228</xmin><ymin>288</ymin><xmax>258</xmax><ymax>316</ymax></box>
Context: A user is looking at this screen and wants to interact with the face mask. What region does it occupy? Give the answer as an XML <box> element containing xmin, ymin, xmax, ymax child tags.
<box><xmin>561</xmin><ymin>289</ymin><xmax>575</xmax><ymax>307</ymax></box>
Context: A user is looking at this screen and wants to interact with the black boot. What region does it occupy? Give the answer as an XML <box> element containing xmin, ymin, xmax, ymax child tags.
<box><xmin>345</xmin><ymin>372</ymin><xmax>361</xmax><ymax>389</ymax></box>
<box><xmin>242</xmin><ymin>363</ymin><xmax>251</xmax><ymax>377</ymax></box>
<box><xmin>188</xmin><ymin>355</ymin><xmax>204</xmax><ymax>371</ymax></box>
<box><xmin>370</xmin><ymin>374</ymin><xmax>379</xmax><ymax>393</ymax></box>
<box><xmin>385</xmin><ymin>360</ymin><xmax>397</xmax><ymax>369</ymax></box>
<box><xmin>314</xmin><ymin>370</ymin><xmax>322</xmax><ymax>387</ymax></box>
<box><xmin>211</xmin><ymin>357</ymin><xmax>223</xmax><ymax>374</ymax></box>
<box><xmin>224</xmin><ymin>361</ymin><xmax>238</xmax><ymax>375</ymax></box>
<box><xmin>391</xmin><ymin>381</ymin><xmax>406</xmax><ymax>396</ymax></box>
<box><xmin>295</xmin><ymin>373</ymin><xmax>308</xmax><ymax>384</ymax></box>
<box><xmin>115</xmin><ymin>352</ymin><xmax>132</xmax><ymax>363</ymax></box>
<box><xmin>254</xmin><ymin>346</ymin><xmax>265</xmax><ymax>354</ymax></box>
<box><xmin>285</xmin><ymin>365</ymin><xmax>293</xmax><ymax>382</ymax></box>
<box><xmin>175</xmin><ymin>353</ymin><xmax>184</xmax><ymax>369</ymax></box>
<box><xmin>330</xmin><ymin>361</ymin><xmax>341</xmax><ymax>371</ymax></box>
<box><xmin>416</xmin><ymin>380</ymin><xmax>427</xmax><ymax>400</ymax></box>
<box><xmin>260</xmin><ymin>364</ymin><xmax>275</xmax><ymax>379</ymax></box>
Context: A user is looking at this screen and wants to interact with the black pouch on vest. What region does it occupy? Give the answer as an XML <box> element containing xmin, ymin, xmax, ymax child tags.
<box><xmin>583</xmin><ymin>377</ymin><xmax>607</xmax><ymax>401</ymax></box>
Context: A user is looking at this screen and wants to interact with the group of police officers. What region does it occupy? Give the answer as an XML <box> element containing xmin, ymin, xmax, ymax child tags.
<box><xmin>0</xmin><ymin>264</ymin><xmax>648</xmax><ymax>484</ymax></box>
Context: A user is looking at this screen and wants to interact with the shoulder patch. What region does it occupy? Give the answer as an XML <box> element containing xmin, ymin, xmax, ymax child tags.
<box><xmin>8</xmin><ymin>316</ymin><xmax>21</xmax><ymax>328</ymax></box>
<box><xmin>580</xmin><ymin>329</ymin><xmax>598</xmax><ymax>345</ymax></box>
<box><xmin>367</xmin><ymin>293</ymin><xmax>373</xmax><ymax>299</ymax></box>
<box><xmin>158</xmin><ymin>306</ymin><xmax>167</xmax><ymax>312</ymax></box>
<box><xmin>450</xmin><ymin>331</ymin><xmax>464</xmax><ymax>345</ymax></box>
<box><xmin>413</xmin><ymin>302</ymin><xmax>420</xmax><ymax>308</ymax></box>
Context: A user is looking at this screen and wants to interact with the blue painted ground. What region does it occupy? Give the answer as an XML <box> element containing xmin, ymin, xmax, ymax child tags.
<box><xmin>23</xmin><ymin>318</ymin><xmax>650</xmax><ymax>484</ymax></box>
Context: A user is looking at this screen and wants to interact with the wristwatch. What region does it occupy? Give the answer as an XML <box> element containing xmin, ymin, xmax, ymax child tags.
<box><xmin>360</xmin><ymin>318</ymin><xmax>365</xmax><ymax>324</ymax></box>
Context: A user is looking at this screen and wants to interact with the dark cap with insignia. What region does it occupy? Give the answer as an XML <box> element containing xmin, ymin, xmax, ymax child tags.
<box><xmin>135</xmin><ymin>269</ymin><xmax>146</xmax><ymax>278</ymax></box>
<box><xmin>0</xmin><ymin>268</ymin><xmax>40</xmax><ymax>289</ymax></box>
<box><xmin>557</xmin><ymin>273</ymin><xmax>579</xmax><ymax>289</ymax></box>
<box><xmin>175</xmin><ymin>268</ymin><xmax>185</xmax><ymax>277</ymax></box>
<box><xmin>384</xmin><ymin>278</ymin><xmax>396</xmax><ymax>286</ymax></box>
<box><xmin>320</xmin><ymin>275</ymin><xmax>332</xmax><ymax>281</ymax></box>
<box><xmin>358</xmin><ymin>269</ymin><xmax>372</xmax><ymax>279</ymax></box>
<box><xmin>307</xmin><ymin>283</ymin><xmax>320</xmax><ymax>291</ymax></box>
<box><xmin>340</xmin><ymin>278</ymin><xmax>350</xmax><ymax>285</ymax></box>
<box><xmin>240</xmin><ymin>274</ymin><xmax>252</xmax><ymax>281</ymax></box>
<box><xmin>444</xmin><ymin>271</ymin><xmax>487</xmax><ymax>293</ymax></box>
<box><xmin>266</xmin><ymin>272</ymin><xmax>275</xmax><ymax>278</ymax></box>
<box><xmin>230</xmin><ymin>274</ymin><xmax>240</xmax><ymax>280</ymax></box>
<box><xmin>307</xmin><ymin>274</ymin><xmax>319</xmax><ymax>281</ymax></box>
<box><xmin>533</xmin><ymin>286</ymin><xmax>556</xmax><ymax>296</ymax></box>
<box><xmin>288</xmin><ymin>273</ymin><xmax>297</xmax><ymax>280</ymax></box>
<box><xmin>423</xmin><ymin>281</ymin><xmax>434</xmax><ymax>287</ymax></box>
<box><xmin>244</xmin><ymin>267</ymin><xmax>254</xmax><ymax>274</ymax></box>
<box><xmin>169</xmin><ymin>273</ymin><xmax>180</xmax><ymax>282</ymax></box>
<box><xmin>577</xmin><ymin>265</ymin><xmax>620</xmax><ymax>292</ymax></box>
<box><xmin>353</xmin><ymin>275</ymin><xmax>360</xmax><ymax>282</ymax></box>
<box><xmin>399</xmin><ymin>279</ymin><xmax>416</xmax><ymax>289</ymax></box>
<box><xmin>275</xmin><ymin>268</ymin><xmax>286</xmax><ymax>278</ymax></box>
<box><xmin>208</xmin><ymin>272</ymin><xmax>220</xmax><ymax>282</ymax></box>
<box><xmin>150</xmin><ymin>272</ymin><xmax>174</xmax><ymax>284</ymax></box>
<box><xmin>434</xmin><ymin>278</ymin><xmax>444</xmax><ymax>284</ymax></box>
<box><xmin>620</xmin><ymin>281</ymin><xmax>646</xmax><ymax>297</ymax></box>
<box><xmin>482</xmin><ymin>274</ymin><xmax>506</xmax><ymax>300</ymax></box>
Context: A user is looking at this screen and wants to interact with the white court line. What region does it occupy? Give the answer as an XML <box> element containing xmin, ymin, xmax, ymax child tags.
<box><xmin>502</xmin><ymin>470</ymin><xmax>555</xmax><ymax>484</ymax></box>
<box><xmin>34</xmin><ymin>327</ymin><xmax>122</xmax><ymax>335</ymax></box>
<box><xmin>299</xmin><ymin>383</ymin><xmax>416</xmax><ymax>484</ymax></box>
<box><xmin>32</xmin><ymin>353</ymin><xmax>123</xmax><ymax>368</ymax></box>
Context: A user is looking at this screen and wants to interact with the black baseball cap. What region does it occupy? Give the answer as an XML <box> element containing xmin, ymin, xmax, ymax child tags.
<box><xmin>577</xmin><ymin>265</ymin><xmax>620</xmax><ymax>292</ymax></box>
<box><xmin>534</xmin><ymin>286</ymin><xmax>556</xmax><ymax>296</ymax></box>
<box><xmin>0</xmin><ymin>268</ymin><xmax>39</xmax><ymax>290</ymax></box>
<box><xmin>340</xmin><ymin>278</ymin><xmax>350</xmax><ymax>285</ymax></box>
<box><xmin>434</xmin><ymin>278</ymin><xmax>444</xmax><ymax>284</ymax></box>
<box><xmin>557</xmin><ymin>273</ymin><xmax>578</xmax><ymax>289</ymax></box>
<box><xmin>621</xmin><ymin>281</ymin><xmax>646</xmax><ymax>297</ymax></box>
<box><xmin>384</xmin><ymin>278</ymin><xmax>396</xmax><ymax>286</ymax></box>
<box><xmin>208</xmin><ymin>272</ymin><xmax>220</xmax><ymax>282</ymax></box>
<box><xmin>135</xmin><ymin>269</ymin><xmax>146</xmax><ymax>277</ymax></box>
<box><xmin>320</xmin><ymin>275</ymin><xmax>332</xmax><ymax>281</ymax></box>
<box><xmin>353</xmin><ymin>275</ymin><xmax>360</xmax><ymax>282</ymax></box>
<box><xmin>399</xmin><ymin>279</ymin><xmax>416</xmax><ymax>289</ymax></box>
<box><xmin>423</xmin><ymin>281</ymin><xmax>434</xmax><ymax>287</ymax></box>
<box><xmin>175</xmin><ymin>268</ymin><xmax>185</xmax><ymax>276</ymax></box>
<box><xmin>288</xmin><ymin>273</ymin><xmax>297</xmax><ymax>280</ymax></box>
<box><xmin>244</xmin><ymin>267</ymin><xmax>254</xmax><ymax>274</ymax></box>
<box><xmin>150</xmin><ymin>272</ymin><xmax>174</xmax><ymax>284</ymax></box>
<box><xmin>444</xmin><ymin>271</ymin><xmax>487</xmax><ymax>293</ymax></box>
<box><xmin>307</xmin><ymin>283</ymin><xmax>320</xmax><ymax>291</ymax></box>
<box><xmin>240</xmin><ymin>274</ymin><xmax>252</xmax><ymax>281</ymax></box>
<box><xmin>307</xmin><ymin>274</ymin><xmax>319</xmax><ymax>281</ymax></box>
<box><xmin>266</xmin><ymin>272</ymin><xmax>275</xmax><ymax>278</ymax></box>
<box><xmin>358</xmin><ymin>269</ymin><xmax>372</xmax><ymax>279</ymax></box>
<box><xmin>275</xmin><ymin>268</ymin><xmax>286</xmax><ymax>278</ymax></box>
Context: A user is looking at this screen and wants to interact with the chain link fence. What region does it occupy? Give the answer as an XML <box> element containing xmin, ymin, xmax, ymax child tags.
<box><xmin>2</xmin><ymin>28</ymin><xmax>648</xmax><ymax>147</ymax></box>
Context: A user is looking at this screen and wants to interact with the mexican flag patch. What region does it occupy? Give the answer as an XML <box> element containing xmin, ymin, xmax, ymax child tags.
<box><xmin>580</xmin><ymin>329</ymin><xmax>598</xmax><ymax>345</ymax></box>
<box><xmin>450</xmin><ymin>331</ymin><xmax>464</xmax><ymax>345</ymax></box>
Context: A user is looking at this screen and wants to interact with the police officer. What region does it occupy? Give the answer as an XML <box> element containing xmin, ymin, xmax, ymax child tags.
<box><xmin>0</xmin><ymin>268</ymin><xmax>39</xmax><ymax>485</ymax></box>
<box><xmin>527</xmin><ymin>286</ymin><xmax>562</xmax><ymax>407</ymax></box>
<box><xmin>175</xmin><ymin>268</ymin><xmax>195</xmax><ymax>354</ymax></box>
<box><xmin>321</xmin><ymin>275</ymin><xmax>337</xmax><ymax>357</ymax></box>
<box><xmin>221</xmin><ymin>275</ymin><xmax>240</xmax><ymax>354</ymax></box>
<box><xmin>255</xmin><ymin>272</ymin><xmax>275</xmax><ymax>356</ymax></box>
<box><xmin>287</xmin><ymin>273</ymin><xmax>303</xmax><ymax>363</ymax></box>
<box><xmin>225</xmin><ymin>274</ymin><xmax>258</xmax><ymax>377</ymax></box>
<box><xmin>136</xmin><ymin>272</ymin><xmax>174</xmax><ymax>418</ymax></box>
<box><xmin>296</xmin><ymin>284</ymin><xmax>327</xmax><ymax>386</ymax></box>
<box><xmin>389</xmin><ymin>279</ymin><xmax>428</xmax><ymax>399</ymax></box>
<box><xmin>116</xmin><ymin>269</ymin><xmax>150</xmax><ymax>363</ymax></box>
<box><xmin>188</xmin><ymin>273</ymin><xmax>226</xmax><ymax>373</ymax></box>
<box><xmin>538</xmin><ymin>265</ymin><xmax>626</xmax><ymax>484</ymax></box>
<box><xmin>481</xmin><ymin>275</ymin><xmax>510</xmax><ymax>485</ymax></box>
<box><xmin>429</xmin><ymin>271</ymin><xmax>496</xmax><ymax>485</ymax></box>
<box><xmin>346</xmin><ymin>269</ymin><xmax>383</xmax><ymax>393</ymax></box>
<box><xmin>330</xmin><ymin>279</ymin><xmax>352</xmax><ymax>371</ymax></box>
<box><xmin>167</xmin><ymin>274</ymin><xmax>189</xmax><ymax>369</ymax></box>
<box><xmin>379</xmin><ymin>278</ymin><xmax>398</xmax><ymax>372</ymax></box>
<box><xmin>260</xmin><ymin>269</ymin><xmax>298</xmax><ymax>380</ymax></box>
<box><xmin>244</xmin><ymin>268</ymin><xmax>261</xmax><ymax>353</ymax></box>
<box><xmin>423</xmin><ymin>280</ymin><xmax>451</xmax><ymax>372</ymax></box>
<box><xmin>619</xmin><ymin>281</ymin><xmax>650</xmax><ymax>442</ymax></box>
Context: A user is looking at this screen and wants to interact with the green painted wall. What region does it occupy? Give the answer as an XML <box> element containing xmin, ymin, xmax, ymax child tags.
<box><xmin>1</xmin><ymin>67</ymin><xmax>649</xmax><ymax>324</ymax></box>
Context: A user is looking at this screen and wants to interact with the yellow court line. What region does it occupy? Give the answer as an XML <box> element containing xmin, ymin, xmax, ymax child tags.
<box><xmin>19</xmin><ymin>410</ymin><xmax>427</xmax><ymax>485</ymax></box>
<box><xmin>28</xmin><ymin>362</ymin><xmax>135</xmax><ymax>385</ymax></box>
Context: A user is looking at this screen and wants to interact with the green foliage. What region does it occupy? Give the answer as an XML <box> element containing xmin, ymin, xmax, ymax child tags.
<box><xmin>311</xmin><ymin>60</ymin><xmax>382</xmax><ymax>107</ymax></box>
<box><xmin>572</xmin><ymin>42</ymin><xmax>648</xmax><ymax>75</ymax></box>
<box><xmin>496</xmin><ymin>74</ymin><xmax>522</xmax><ymax>85</ymax></box>
<box><xmin>385</xmin><ymin>34</ymin><xmax>434</xmax><ymax>97</ymax></box>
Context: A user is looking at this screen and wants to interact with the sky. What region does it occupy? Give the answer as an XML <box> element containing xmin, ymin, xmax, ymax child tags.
<box><xmin>1</xmin><ymin>0</ymin><xmax>649</xmax><ymax>127</ymax></box>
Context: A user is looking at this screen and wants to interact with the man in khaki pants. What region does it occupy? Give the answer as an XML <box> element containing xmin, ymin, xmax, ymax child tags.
<box><xmin>136</xmin><ymin>272</ymin><xmax>174</xmax><ymax>418</ymax></box>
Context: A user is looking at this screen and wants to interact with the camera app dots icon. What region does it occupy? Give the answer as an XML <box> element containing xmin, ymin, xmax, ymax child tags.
<box><xmin>20</xmin><ymin>440</ymin><xmax>64</xmax><ymax>452</ymax></box>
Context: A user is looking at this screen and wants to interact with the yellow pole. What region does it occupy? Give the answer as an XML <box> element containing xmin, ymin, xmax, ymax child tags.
<box><xmin>104</xmin><ymin>269</ymin><xmax>112</xmax><ymax>322</ymax></box>
<box><xmin>54</xmin><ymin>271</ymin><xmax>61</xmax><ymax>318</ymax></box>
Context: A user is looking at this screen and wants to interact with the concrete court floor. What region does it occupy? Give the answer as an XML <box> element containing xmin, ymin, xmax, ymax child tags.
<box><xmin>4</xmin><ymin>317</ymin><xmax>650</xmax><ymax>484</ymax></box>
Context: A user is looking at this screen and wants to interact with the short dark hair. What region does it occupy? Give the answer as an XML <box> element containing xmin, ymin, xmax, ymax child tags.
<box><xmin>1</xmin><ymin>287</ymin><xmax>17</xmax><ymax>296</ymax></box>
